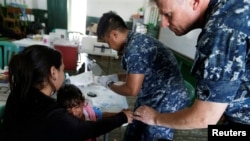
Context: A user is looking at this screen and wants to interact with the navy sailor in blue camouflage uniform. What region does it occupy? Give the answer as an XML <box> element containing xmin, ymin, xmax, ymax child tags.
<box><xmin>97</xmin><ymin>11</ymin><xmax>191</xmax><ymax>141</ymax></box>
<box><xmin>134</xmin><ymin>0</ymin><xmax>250</xmax><ymax>131</ymax></box>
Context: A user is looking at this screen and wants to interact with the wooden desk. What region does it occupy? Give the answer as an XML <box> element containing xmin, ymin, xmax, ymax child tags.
<box><xmin>3</xmin><ymin>6</ymin><xmax>33</xmax><ymax>37</ymax></box>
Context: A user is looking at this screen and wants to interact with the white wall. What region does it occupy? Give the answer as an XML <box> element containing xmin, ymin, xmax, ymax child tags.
<box><xmin>32</xmin><ymin>0</ymin><xmax>47</xmax><ymax>10</ymax></box>
<box><xmin>87</xmin><ymin>0</ymin><xmax>145</xmax><ymax>21</ymax></box>
<box><xmin>68</xmin><ymin>0</ymin><xmax>86</xmax><ymax>33</ymax></box>
<box><xmin>158</xmin><ymin>28</ymin><xmax>201</xmax><ymax>59</ymax></box>
<box><xmin>0</xmin><ymin>0</ymin><xmax>4</xmax><ymax>5</ymax></box>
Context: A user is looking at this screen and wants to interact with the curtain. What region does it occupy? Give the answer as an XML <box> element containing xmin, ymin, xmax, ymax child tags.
<box><xmin>47</xmin><ymin>0</ymin><xmax>86</xmax><ymax>34</ymax></box>
<box><xmin>47</xmin><ymin>0</ymin><xmax>67</xmax><ymax>32</ymax></box>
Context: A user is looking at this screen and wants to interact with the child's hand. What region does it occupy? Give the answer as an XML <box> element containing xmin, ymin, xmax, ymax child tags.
<box><xmin>93</xmin><ymin>107</ymin><xmax>103</xmax><ymax>120</ymax></box>
<box><xmin>95</xmin><ymin>74</ymin><xmax>118</xmax><ymax>88</ymax></box>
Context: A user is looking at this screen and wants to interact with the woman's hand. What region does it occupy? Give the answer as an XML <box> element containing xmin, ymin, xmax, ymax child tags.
<box><xmin>122</xmin><ymin>109</ymin><xmax>133</xmax><ymax>123</ymax></box>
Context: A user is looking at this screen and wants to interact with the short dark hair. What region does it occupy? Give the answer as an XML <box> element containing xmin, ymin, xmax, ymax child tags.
<box><xmin>97</xmin><ymin>11</ymin><xmax>128</xmax><ymax>41</ymax></box>
<box><xmin>57</xmin><ymin>84</ymin><xmax>85</xmax><ymax>109</ymax></box>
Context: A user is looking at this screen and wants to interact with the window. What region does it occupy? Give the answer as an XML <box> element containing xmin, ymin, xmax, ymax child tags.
<box><xmin>68</xmin><ymin>0</ymin><xmax>86</xmax><ymax>34</ymax></box>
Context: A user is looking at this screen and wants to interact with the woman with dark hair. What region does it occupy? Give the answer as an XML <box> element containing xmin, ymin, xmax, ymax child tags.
<box><xmin>2</xmin><ymin>45</ymin><xmax>133</xmax><ymax>141</ymax></box>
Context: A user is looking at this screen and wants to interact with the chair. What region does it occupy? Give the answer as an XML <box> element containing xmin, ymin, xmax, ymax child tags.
<box><xmin>0</xmin><ymin>44</ymin><xmax>3</xmax><ymax>69</ymax></box>
<box><xmin>54</xmin><ymin>44</ymin><xmax>78</xmax><ymax>74</ymax></box>
<box><xmin>0</xmin><ymin>103</ymin><xmax>5</xmax><ymax>127</ymax></box>
<box><xmin>0</xmin><ymin>103</ymin><xmax>5</xmax><ymax>140</ymax></box>
<box><xmin>0</xmin><ymin>41</ymin><xmax>19</xmax><ymax>69</ymax></box>
<box><xmin>184</xmin><ymin>80</ymin><xmax>195</xmax><ymax>107</ymax></box>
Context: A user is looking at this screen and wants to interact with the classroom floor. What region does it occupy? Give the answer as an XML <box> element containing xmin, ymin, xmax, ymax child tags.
<box><xmin>80</xmin><ymin>54</ymin><xmax>208</xmax><ymax>141</ymax></box>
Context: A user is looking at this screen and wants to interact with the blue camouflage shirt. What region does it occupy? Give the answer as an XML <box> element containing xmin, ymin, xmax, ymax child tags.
<box><xmin>123</xmin><ymin>31</ymin><xmax>191</xmax><ymax>140</ymax></box>
<box><xmin>192</xmin><ymin>0</ymin><xmax>250</xmax><ymax>124</ymax></box>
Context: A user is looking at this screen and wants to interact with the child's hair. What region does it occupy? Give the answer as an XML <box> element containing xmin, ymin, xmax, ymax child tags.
<box><xmin>57</xmin><ymin>84</ymin><xmax>85</xmax><ymax>109</ymax></box>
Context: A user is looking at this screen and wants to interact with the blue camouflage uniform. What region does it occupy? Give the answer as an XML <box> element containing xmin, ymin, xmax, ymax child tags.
<box><xmin>123</xmin><ymin>31</ymin><xmax>191</xmax><ymax>141</ymax></box>
<box><xmin>192</xmin><ymin>0</ymin><xmax>250</xmax><ymax>124</ymax></box>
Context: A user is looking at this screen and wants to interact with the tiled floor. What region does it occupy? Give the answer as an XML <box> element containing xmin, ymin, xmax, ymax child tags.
<box><xmin>82</xmin><ymin>54</ymin><xmax>208</xmax><ymax>141</ymax></box>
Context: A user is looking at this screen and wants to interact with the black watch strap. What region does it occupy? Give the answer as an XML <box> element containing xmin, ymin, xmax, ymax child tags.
<box><xmin>108</xmin><ymin>81</ymin><xmax>114</xmax><ymax>88</ymax></box>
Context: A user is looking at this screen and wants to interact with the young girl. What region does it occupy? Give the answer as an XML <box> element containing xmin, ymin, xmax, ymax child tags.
<box><xmin>57</xmin><ymin>84</ymin><xmax>119</xmax><ymax>141</ymax></box>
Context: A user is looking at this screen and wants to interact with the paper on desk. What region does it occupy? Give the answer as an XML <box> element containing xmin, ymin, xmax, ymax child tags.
<box><xmin>69</xmin><ymin>71</ymin><xmax>94</xmax><ymax>86</ymax></box>
<box><xmin>78</xmin><ymin>84</ymin><xmax>128</xmax><ymax>113</ymax></box>
<box><xmin>93</xmin><ymin>74</ymin><xmax>119</xmax><ymax>85</ymax></box>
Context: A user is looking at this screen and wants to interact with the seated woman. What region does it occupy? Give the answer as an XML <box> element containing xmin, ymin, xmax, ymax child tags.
<box><xmin>2</xmin><ymin>45</ymin><xmax>133</xmax><ymax>141</ymax></box>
